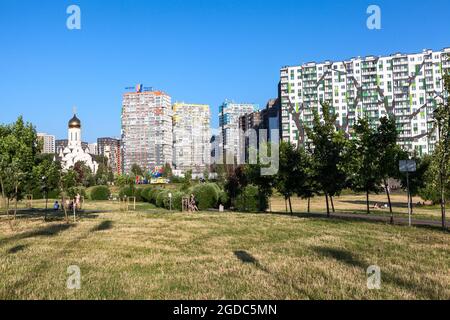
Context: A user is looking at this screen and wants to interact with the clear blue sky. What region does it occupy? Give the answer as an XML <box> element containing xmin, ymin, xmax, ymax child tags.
<box><xmin>1</xmin><ymin>0</ymin><xmax>449</xmax><ymax>142</ymax></box>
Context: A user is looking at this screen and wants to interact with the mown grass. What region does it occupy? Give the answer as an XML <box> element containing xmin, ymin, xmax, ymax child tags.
<box><xmin>0</xmin><ymin>199</ymin><xmax>448</xmax><ymax>300</ymax></box>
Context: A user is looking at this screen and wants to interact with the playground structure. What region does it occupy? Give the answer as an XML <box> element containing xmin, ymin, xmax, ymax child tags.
<box><xmin>25</xmin><ymin>194</ymin><xmax>33</xmax><ymax>208</ymax></box>
<box><xmin>119</xmin><ymin>196</ymin><xmax>136</xmax><ymax>212</ymax></box>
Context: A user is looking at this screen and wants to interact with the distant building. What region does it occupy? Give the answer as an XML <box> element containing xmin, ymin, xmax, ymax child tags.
<box><xmin>210</xmin><ymin>134</ymin><xmax>221</xmax><ymax>164</ymax></box>
<box><xmin>219</xmin><ymin>100</ymin><xmax>259</xmax><ymax>164</ymax></box>
<box><xmin>239</xmin><ymin>111</ymin><xmax>262</xmax><ymax>164</ymax></box>
<box><xmin>280</xmin><ymin>47</ymin><xmax>450</xmax><ymax>154</ymax></box>
<box><xmin>58</xmin><ymin>114</ymin><xmax>98</xmax><ymax>173</ymax></box>
<box><xmin>121</xmin><ymin>86</ymin><xmax>173</xmax><ymax>173</ymax></box>
<box><xmin>97</xmin><ymin>137</ymin><xmax>123</xmax><ymax>175</ymax></box>
<box><xmin>88</xmin><ymin>143</ymin><xmax>98</xmax><ymax>156</ymax></box>
<box><xmin>172</xmin><ymin>103</ymin><xmax>211</xmax><ymax>175</ymax></box>
<box><xmin>37</xmin><ymin>133</ymin><xmax>55</xmax><ymax>154</ymax></box>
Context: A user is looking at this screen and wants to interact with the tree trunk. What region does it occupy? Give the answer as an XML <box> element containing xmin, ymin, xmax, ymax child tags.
<box><xmin>366</xmin><ymin>190</ymin><xmax>370</xmax><ymax>215</ymax></box>
<box><xmin>13</xmin><ymin>184</ymin><xmax>18</xmax><ymax>221</ymax></box>
<box><xmin>285</xmin><ymin>197</ymin><xmax>288</xmax><ymax>213</ymax></box>
<box><xmin>330</xmin><ymin>196</ymin><xmax>335</xmax><ymax>213</ymax></box>
<box><xmin>440</xmin><ymin>168</ymin><xmax>446</xmax><ymax>230</ymax></box>
<box><xmin>325</xmin><ymin>193</ymin><xmax>330</xmax><ymax>217</ymax></box>
<box><xmin>288</xmin><ymin>197</ymin><xmax>293</xmax><ymax>214</ymax></box>
<box><xmin>384</xmin><ymin>179</ymin><xmax>394</xmax><ymax>224</ymax></box>
<box><xmin>307</xmin><ymin>197</ymin><xmax>311</xmax><ymax>213</ymax></box>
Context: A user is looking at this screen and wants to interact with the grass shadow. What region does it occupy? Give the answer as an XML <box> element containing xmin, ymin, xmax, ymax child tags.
<box><xmin>91</xmin><ymin>220</ymin><xmax>113</xmax><ymax>232</ymax></box>
<box><xmin>0</xmin><ymin>223</ymin><xmax>76</xmax><ymax>247</ymax></box>
<box><xmin>313</xmin><ymin>247</ymin><xmax>366</xmax><ymax>269</ymax></box>
<box><xmin>7</xmin><ymin>244</ymin><xmax>28</xmax><ymax>254</ymax></box>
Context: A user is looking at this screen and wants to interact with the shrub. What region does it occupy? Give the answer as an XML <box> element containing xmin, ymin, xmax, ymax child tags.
<box><xmin>119</xmin><ymin>186</ymin><xmax>135</xmax><ymax>199</ymax></box>
<box><xmin>192</xmin><ymin>183</ymin><xmax>219</xmax><ymax>210</ymax></box>
<box><xmin>140</xmin><ymin>186</ymin><xmax>154</xmax><ymax>202</ymax></box>
<box><xmin>235</xmin><ymin>185</ymin><xmax>260</xmax><ymax>212</ymax></box>
<box><xmin>89</xmin><ymin>186</ymin><xmax>110</xmax><ymax>201</ymax></box>
<box><xmin>156</xmin><ymin>190</ymin><xmax>170</xmax><ymax>208</ymax></box>
<box><xmin>149</xmin><ymin>188</ymin><xmax>163</xmax><ymax>204</ymax></box>
<box><xmin>171</xmin><ymin>191</ymin><xmax>185</xmax><ymax>211</ymax></box>
<box><xmin>218</xmin><ymin>190</ymin><xmax>229</xmax><ymax>208</ymax></box>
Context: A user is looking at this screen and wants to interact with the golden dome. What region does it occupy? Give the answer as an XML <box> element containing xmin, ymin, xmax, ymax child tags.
<box><xmin>68</xmin><ymin>114</ymin><xmax>81</xmax><ymax>128</ymax></box>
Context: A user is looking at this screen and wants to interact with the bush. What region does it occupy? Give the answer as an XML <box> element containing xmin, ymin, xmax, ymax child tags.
<box><xmin>148</xmin><ymin>188</ymin><xmax>163</xmax><ymax>204</ymax></box>
<box><xmin>156</xmin><ymin>190</ymin><xmax>170</xmax><ymax>208</ymax></box>
<box><xmin>140</xmin><ymin>186</ymin><xmax>154</xmax><ymax>202</ymax></box>
<box><xmin>192</xmin><ymin>183</ymin><xmax>219</xmax><ymax>210</ymax></box>
<box><xmin>171</xmin><ymin>191</ymin><xmax>185</xmax><ymax>211</ymax></box>
<box><xmin>235</xmin><ymin>185</ymin><xmax>260</xmax><ymax>212</ymax></box>
<box><xmin>119</xmin><ymin>186</ymin><xmax>135</xmax><ymax>199</ymax></box>
<box><xmin>218</xmin><ymin>190</ymin><xmax>229</xmax><ymax>208</ymax></box>
<box><xmin>89</xmin><ymin>186</ymin><xmax>110</xmax><ymax>201</ymax></box>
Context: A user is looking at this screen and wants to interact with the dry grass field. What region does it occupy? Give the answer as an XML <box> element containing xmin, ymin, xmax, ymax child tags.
<box><xmin>0</xmin><ymin>196</ymin><xmax>448</xmax><ymax>300</ymax></box>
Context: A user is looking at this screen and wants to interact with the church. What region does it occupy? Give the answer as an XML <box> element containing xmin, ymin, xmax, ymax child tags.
<box><xmin>58</xmin><ymin>113</ymin><xmax>98</xmax><ymax>173</ymax></box>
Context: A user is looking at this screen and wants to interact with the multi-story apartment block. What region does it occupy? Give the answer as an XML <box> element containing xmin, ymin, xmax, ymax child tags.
<box><xmin>121</xmin><ymin>86</ymin><xmax>173</xmax><ymax>173</ymax></box>
<box><xmin>172</xmin><ymin>103</ymin><xmax>211</xmax><ymax>174</ymax></box>
<box><xmin>97</xmin><ymin>137</ymin><xmax>123</xmax><ymax>174</ymax></box>
<box><xmin>280</xmin><ymin>48</ymin><xmax>450</xmax><ymax>155</ymax></box>
<box><xmin>37</xmin><ymin>133</ymin><xmax>56</xmax><ymax>154</ymax></box>
<box><xmin>219</xmin><ymin>100</ymin><xmax>259</xmax><ymax>164</ymax></box>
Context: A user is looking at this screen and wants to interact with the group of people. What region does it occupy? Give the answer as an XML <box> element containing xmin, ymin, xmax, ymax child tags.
<box><xmin>53</xmin><ymin>194</ymin><xmax>82</xmax><ymax>211</ymax></box>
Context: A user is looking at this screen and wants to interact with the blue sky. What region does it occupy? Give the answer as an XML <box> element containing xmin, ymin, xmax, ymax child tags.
<box><xmin>0</xmin><ymin>0</ymin><xmax>449</xmax><ymax>142</ymax></box>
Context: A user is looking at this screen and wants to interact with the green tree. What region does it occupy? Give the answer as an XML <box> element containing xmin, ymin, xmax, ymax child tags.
<box><xmin>224</xmin><ymin>166</ymin><xmax>247</xmax><ymax>208</ymax></box>
<box><xmin>376</xmin><ymin>116</ymin><xmax>408</xmax><ymax>223</ymax></box>
<box><xmin>162</xmin><ymin>163</ymin><xmax>173</xmax><ymax>178</ymax></box>
<box><xmin>352</xmin><ymin>117</ymin><xmax>383</xmax><ymax>214</ymax></box>
<box><xmin>432</xmin><ymin>72</ymin><xmax>450</xmax><ymax>228</ymax></box>
<box><xmin>131</xmin><ymin>163</ymin><xmax>144</xmax><ymax>177</ymax></box>
<box><xmin>0</xmin><ymin>117</ymin><xmax>39</xmax><ymax>224</ymax></box>
<box><xmin>305</xmin><ymin>103</ymin><xmax>348</xmax><ymax>217</ymax></box>
<box><xmin>33</xmin><ymin>155</ymin><xmax>61</xmax><ymax>217</ymax></box>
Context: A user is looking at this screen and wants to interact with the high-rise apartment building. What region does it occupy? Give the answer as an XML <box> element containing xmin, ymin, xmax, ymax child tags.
<box><xmin>97</xmin><ymin>137</ymin><xmax>123</xmax><ymax>175</ymax></box>
<box><xmin>121</xmin><ymin>86</ymin><xmax>173</xmax><ymax>173</ymax></box>
<box><xmin>37</xmin><ymin>133</ymin><xmax>56</xmax><ymax>154</ymax></box>
<box><xmin>280</xmin><ymin>48</ymin><xmax>450</xmax><ymax>155</ymax></box>
<box><xmin>219</xmin><ymin>100</ymin><xmax>259</xmax><ymax>164</ymax></box>
<box><xmin>172</xmin><ymin>103</ymin><xmax>211</xmax><ymax>174</ymax></box>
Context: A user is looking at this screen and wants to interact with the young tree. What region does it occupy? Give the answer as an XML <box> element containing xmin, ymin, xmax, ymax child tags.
<box><xmin>430</xmin><ymin>73</ymin><xmax>450</xmax><ymax>228</ymax></box>
<box><xmin>305</xmin><ymin>103</ymin><xmax>348</xmax><ymax>217</ymax></box>
<box><xmin>352</xmin><ymin>117</ymin><xmax>382</xmax><ymax>214</ymax></box>
<box><xmin>33</xmin><ymin>154</ymin><xmax>61</xmax><ymax>217</ymax></box>
<box><xmin>224</xmin><ymin>166</ymin><xmax>247</xmax><ymax>208</ymax></box>
<box><xmin>0</xmin><ymin>117</ymin><xmax>39</xmax><ymax>224</ymax></box>
<box><xmin>376</xmin><ymin>116</ymin><xmax>408</xmax><ymax>223</ymax></box>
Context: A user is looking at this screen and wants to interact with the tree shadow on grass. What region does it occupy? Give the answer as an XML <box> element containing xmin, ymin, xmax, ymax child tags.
<box><xmin>91</xmin><ymin>220</ymin><xmax>113</xmax><ymax>232</ymax></box>
<box><xmin>313</xmin><ymin>247</ymin><xmax>366</xmax><ymax>269</ymax></box>
<box><xmin>313</xmin><ymin>246</ymin><xmax>446</xmax><ymax>299</ymax></box>
<box><xmin>233</xmin><ymin>250</ymin><xmax>312</xmax><ymax>298</ymax></box>
<box><xmin>0</xmin><ymin>223</ymin><xmax>76</xmax><ymax>247</ymax></box>
<box><xmin>7</xmin><ymin>244</ymin><xmax>28</xmax><ymax>254</ymax></box>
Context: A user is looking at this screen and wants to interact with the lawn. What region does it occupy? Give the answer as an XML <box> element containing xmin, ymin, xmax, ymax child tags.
<box><xmin>0</xmin><ymin>199</ymin><xmax>448</xmax><ymax>300</ymax></box>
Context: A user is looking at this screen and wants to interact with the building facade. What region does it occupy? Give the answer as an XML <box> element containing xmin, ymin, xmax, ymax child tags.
<box><xmin>121</xmin><ymin>86</ymin><xmax>173</xmax><ymax>173</ymax></box>
<box><xmin>219</xmin><ymin>100</ymin><xmax>259</xmax><ymax>164</ymax></box>
<box><xmin>97</xmin><ymin>137</ymin><xmax>123</xmax><ymax>175</ymax></box>
<box><xmin>37</xmin><ymin>133</ymin><xmax>56</xmax><ymax>154</ymax></box>
<box><xmin>280</xmin><ymin>48</ymin><xmax>450</xmax><ymax>155</ymax></box>
<box><xmin>172</xmin><ymin>103</ymin><xmax>211</xmax><ymax>174</ymax></box>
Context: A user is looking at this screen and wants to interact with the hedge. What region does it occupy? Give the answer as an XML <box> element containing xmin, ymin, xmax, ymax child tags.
<box><xmin>191</xmin><ymin>183</ymin><xmax>219</xmax><ymax>210</ymax></box>
<box><xmin>89</xmin><ymin>186</ymin><xmax>110</xmax><ymax>200</ymax></box>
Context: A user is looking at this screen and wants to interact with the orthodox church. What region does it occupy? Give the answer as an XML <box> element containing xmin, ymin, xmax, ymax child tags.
<box><xmin>59</xmin><ymin>114</ymin><xmax>98</xmax><ymax>173</ymax></box>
